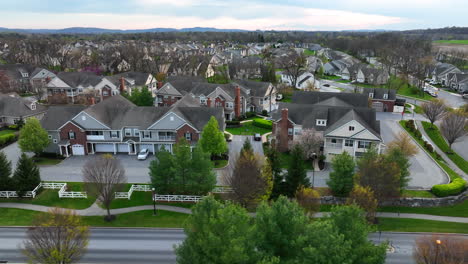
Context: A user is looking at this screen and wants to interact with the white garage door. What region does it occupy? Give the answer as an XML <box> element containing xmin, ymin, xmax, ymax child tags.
<box><xmin>117</xmin><ymin>144</ymin><xmax>129</xmax><ymax>153</ymax></box>
<box><xmin>72</xmin><ymin>144</ymin><xmax>85</xmax><ymax>155</ymax></box>
<box><xmin>140</xmin><ymin>144</ymin><xmax>153</xmax><ymax>153</ymax></box>
<box><xmin>95</xmin><ymin>143</ymin><xmax>114</xmax><ymax>153</ymax></box>
<box><xmin>372</xmin><ymin>101</ymin><xmax>384</xmax><ymax>112</ymax></box>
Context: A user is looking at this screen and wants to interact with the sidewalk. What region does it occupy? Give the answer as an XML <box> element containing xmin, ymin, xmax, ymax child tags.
<box><xmin>416</xmin><ymin>120</ymin><xmax>467</xmax><ymax>180</ymax></box>
<box><xmin>2</xmin><ymin>202</ymin><xmax>468</xmax><ymax>223</ymax></box>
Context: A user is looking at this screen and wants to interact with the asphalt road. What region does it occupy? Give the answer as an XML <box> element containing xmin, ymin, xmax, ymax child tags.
<box><xmin>2</xmin><ymin>227</ymin><xmax>466</xmax><ymax>264</ymax></box>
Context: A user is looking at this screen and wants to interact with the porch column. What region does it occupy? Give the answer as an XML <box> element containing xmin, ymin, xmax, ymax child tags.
<box><xmin>65</xmin><ymin>146</ymin><xmax>69</xmax><ymax>157</ymax></box>
<box><xmin>353</xmin><ymin>140</ymin><xmax>358</xmax><ymax>157</ymax></box>
<box><xmin>59</xmin><ymin>146</ymin><xmax>63</xmax><ymax>156</ymax></box>
<box><xmin>152</xmin><ymin>144</ymin><xmax>156</xmax><ymax>155</ymax></box>
<box><xmin>114</xmin><ymin>143</ymin><xmax>117</xmax><ymax>154</ymax></box>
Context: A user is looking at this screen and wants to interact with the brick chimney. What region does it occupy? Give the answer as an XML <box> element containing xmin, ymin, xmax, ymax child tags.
<box><xmin>90</xmin><ymin>97</ymin><xmax>96</xmax><ymax>105</ymax></box>
<box><xmin>119</xmin><ymin>77</ymin><xmax>125</xmax><ymax>94</ymax></box>
<box><xmin>45</xmin><ymin>76</ymin><xmax>51</xmax><ymax>83</ymax></box>
<box><xmin>207</xmin><ymin>97</ymin><xmax>212</xmax><ymax>107</ymax></box>
<box><xmin>157</xmin><ymin>81</ymin><xmax>163</xmax><ymax>89</ymax></box>
<box><xmin>278</xmin><ymin>108</ymin><xmax>289</xmax><ymax>152</ymax></box>
<box><xmin>234</xmin><ymin>86</ymin><xmax>241</xmax><ymax>118</ymax></box>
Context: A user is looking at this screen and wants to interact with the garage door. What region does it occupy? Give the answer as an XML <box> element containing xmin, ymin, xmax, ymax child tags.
<box><xmin>372</xmin><ymin>101</ymin><xmax>383</xmax><ymax>112</ymax></box>
<box><xmin>117</xmin><ymin>144</ymin><xmax>129</xmax><ymax>153</ymax></box>
<box><xmin>72</xmin><ymin>144</ymin><xmax>85</xmax><ymax>155</ymax></box>
<box><xmin>95</xmin><ymin>143</ymin><xmax>114</xmax><ymax>153</ymax></box>
<box><xmin>140</xmin><ymin>144</ymin><xmax>154</xmax><ymax>153</ymax></box>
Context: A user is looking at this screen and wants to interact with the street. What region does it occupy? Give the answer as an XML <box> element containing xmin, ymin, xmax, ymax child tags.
<box><xmin>1</xmin><ymin>227</ymin><xmax>466</xmax><ymax>264</ymax></box>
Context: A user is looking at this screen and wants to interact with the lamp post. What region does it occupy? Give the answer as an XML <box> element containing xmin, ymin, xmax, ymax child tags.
<box><xmin>152</xmin><ymin>187</ymin><xmax>157</xmax><ymax>216</ymax></box>
<box><xmin>311</xmin><ymin>152</ymin><xmax>317</xmax><ymax>188</ymax></box>
<box><xmin>435</xmin><ymin>239</ymin><xmax>441</xmax><ymax>264</ymax></box>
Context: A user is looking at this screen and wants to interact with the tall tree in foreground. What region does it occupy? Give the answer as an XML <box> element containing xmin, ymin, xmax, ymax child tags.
<box><xmin>385</xmin><ymin>148</ymin><xmax>411</xmax><ymax>191</ymax></box>
<box><xmin>0</xmin><ymin>151</ymin><xmax>12</xmax><ymax>191</ymax></box>
<box><xmin>440</xmin><ymin>111</ymin><xmax>467</xmax><ymax>151</ymax></box>
<box><xmin>295</xmin><ymin>185</ymin><xmax>320</xmax><ymax>216</ymax></box>
<box><xmin>285</xmin><ymin>144</ymin><xmax>308</xmax><ymax>197</ymax></box>
<box><xmin>327</xmin><ymin>151</ymin><xmax>355</xmax><ymax>197</ymax></box>
<box><xmin>187</xmin><ymin>144</ymin><xmax>217</xmax><ymax>195</ymax></box>
<box><xmin>387</xmin><ymin>131</ymin><xmax>418</xmax><ymax>157</ymax></box>
<box><xmin>18</xmin><ymin>117</ymin><xmax>50</xmax><ymax>156</ymax></box>
<box><xmin>22</xmin><ymin>208</ymin><xmax>90</xmax><ymax>264</ymax></box>
<box><xmin>347</xmin><ymin>185</ymin><xmax>378</xmax><ymax>223</ymax></box>
<box><xmin>264</xmin><ymin>144</ymin><xmax>284</xmax><ymax>199</ymax></box>
<box><xmin>421</xmin><ymin>99</ymin><xmax>447</xmax><ymax>128</ymax></box>
<box><xmin>413</xmin><ymin>235</ymin><xmax>468</xmax><ymax>264</ymax></box>
<box><xmin>12</xmin><ymin>153</ymin><xmax>41</xmax><ymax>196</ymax></box>
<box><xmin>149</xmin><ymin>146</ymin><xmax>176</xmax><ymax>194</ymax></box>
<box><xmin>199</xmin><ymin>116</ymin><xmax>228</xmax><ymax>159</ymax></box>
<box><xmin>83</xmin><ymin>154</ymin><xmax>127</xmax><ymax>221</ymax></box>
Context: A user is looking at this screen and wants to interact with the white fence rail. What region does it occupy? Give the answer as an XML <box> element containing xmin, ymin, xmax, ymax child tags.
<box><xmin>115</xmin><ymin>184</ymin><xmax>152</xmax><ymax>200</ymax></box>
<box><xmin>153</xmin><ymin>195</ymin><xmax>203</xmax><ymax>202</ymax></box>
<box><xmin>0</xmin><ymin>183</ymin><xmax>42</xmax><ymax>198</ymax></box>
<box><xmin>58</xmin><ymin>184</ymin><xmax>87</xmax><ymax>198</ymax></box>
<box><xmin>212</xmin><ymin>186</ymin><xmax>234</xmax><ymax>193</ymax></box>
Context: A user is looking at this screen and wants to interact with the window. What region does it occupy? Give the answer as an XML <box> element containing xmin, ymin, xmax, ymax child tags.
<box><xmin>288</xmin><ymin>128</ymin><xmax>293</xmax><ymax>135</ymax></box>
<box><xmin>48</xmin><ymin>135</ymin><xmax>52</xmax><ymax>139</ymax></box>
<box><xmin>185</xmin><ymin>132</ymin><xmax>192</xmax><ymax>141</ymax></box>
<box><xmin>345</xmin><ymin>139</ymin><xmax>354</xmax><ymax>147</ymax></box>
<box><xmin>81</xmin><ymin>115</ymin><xmax>86</xmax><ymax>121</ymax></box>
<box><xmin>170</xmin><ymin>116</ymin><xmax>174</xmax><ymax>121</ymax></box>
<box><xmin>86</xmin><ymin>131</ymin><xmax>103</xmax><ymax>136</ymax></box>
<box><xmin>294</xmin><ymin>129</ymin><xmax>302</xmax><ymax>135</ymax></box>
<box><xmin>200</xmin><ymin>98</ymin><xmax>207</xmax><ymax>105</ymax></box>
<box><xmin>383</xmin><ymin>93</ymin><xmax>388</xmax><ymax>99</ymax></box>
<box><xmin>358</xmin><ymin>141</ymin><xmax>371</xmax><ymax>149</ymax></box>
<box><xmin>31</xmin><ymin>103</ymin><xmax>36</xmax><ymax>110</ymax></box>
<box><xmin>143</xmin><ymin>131</ymin><xmax>152</xmax><ymax>138</ymax></box>
<box><xmin>134</xmin><ymin>129</ymin><xmax>140</xmax><ymax>137</ymax></box>
<box><xmin>68</xmin><ymin>132</ymin><xmax>75</xmax><ymax>139</ymax></box>
<box><xmin>124</xmin><ymin>129</ymin><xmax>132</xmax><ymax>136</ymax></box>
<box><xmin>259</xmin><ymin>99</ymin><xmax>264</xmax><ymax>105</ymax></box>
<box><xmin>111</xmin><ymin>131</ymin><xmax>119</xmax><ymax>138</ymax></box>
<box><xmin>103</xmin><ymin>90</ymin><xmax>109</xmax><ymax>96</ymax></box>
<box><xmin>349</xmin><ymin>126</ymin><xmax>355</xmax><ymax>131</ymax></box>
<box><xmin>316</xmin><ymin>119</ymin><xmax>327</xmax><ymax>126</ymax></box>
<box><xmin>226</xmin><ymin>102</ymin><xmax>233</xmax><ymax>108</ymax></box>
<box><xmin>369</xmin><ymin>93</ymin><xmax>374</xmax><ymax>98</ymax></box>
<box><xmin>164</xmin><ymin>95</ymin><xmax>168</xmax><ymax>99</ymax></box>
<box><xmin>331</xmin><ymin>138</ymin><xmax>337</xmax><ymax>144</ymax></box>
<box><xmin>53</xmin><ymin>139</ymin><xmax>58</xmax><ymax>143</ymax></box>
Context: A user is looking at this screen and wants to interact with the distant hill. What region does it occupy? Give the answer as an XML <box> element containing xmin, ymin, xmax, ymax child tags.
<box><xmin>0</xmin><ymin>27</ymin><xmax>248</xmax><ymax>34</ymax></box>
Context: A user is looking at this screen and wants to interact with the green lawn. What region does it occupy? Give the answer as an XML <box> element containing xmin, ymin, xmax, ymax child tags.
<box><xmin>320</xmin><ymin>75</ymin><xmax>341</xmax><ymax>80</ymax></box>
<box><xmin>212</xmin><ymin>159</ymin><xmax>228</xmax><ymax>168</ymax></box>
<box><xmin>109</xmin><ymin>191</ymin><xmax>195</xmax><ymax>209</ymax></box>
<box><xmin>0</xmin><ymin>129</ymin><xmax>16</xmax><ymax>136</ymax></box>
<box><xmin>401</xmin><ymin>189</ymin><xmax>435</xmax><ymax>198</ymax></box>
<box><xmin>303</xmin><ymin>49</ymin><xmax>316</xmax><ymax>56</ymax></box>
<box><xmin>0</xmin><ymin>182</ymin><xmax>96</xmax><ymax>210</ymax></box>
<box><xmin>335</xmin><ymin>79</ymin><xmax>351</xmax><ymax>84</ymax></box>
<box><xmin>33</xmin><ymin>156</ymin><xmax>64</xmax><ymax>166</ymax></box>
<box><xmin>278</xmin><ymin>151</ymin><xmax>313</xmax><ymax>170</ymax></box>
<box><xmin>377</xmin><ymin>218</ymin><xmax>468</xmax><ymax>234</ymax></box>
<box><xmin>0</xmin><ymin>57</ymin><xmax>6</xmax><ymax>64</ymax></box>
<box><xmin>397</xmin><ymin>86</ymin><xmax>434</xmax><ymax>100</ymax></box>
<box><xmin>280</xmin><ymin>93</ymin><xmax>292</xmax><ymax>103</ymax></box>
<box><xmin>226</xmin><ymin>121</ymin><xmax>271</xmax><ymax>135</ymax></box>
<box><xmin>379</xmin><ymin>199</ymin><xmax>468</xmax><ymax>218</ymax></box>
<box><xmin>0</xmin><ymin>208</ymin><xmax>189</xmax><ymax>228</ymax></box>
<box><xmin>421</xmin><ymin>121</ymin><xmax>468</xmax><ymax>174</ymax></box>
<box><xmin>433</xmin><ymin>40</ymin><xmax>468</xmax><ymax>45</ymax></box>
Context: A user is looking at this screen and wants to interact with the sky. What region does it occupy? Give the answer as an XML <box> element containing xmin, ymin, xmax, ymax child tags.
<box><xmin>0</xmin><ymin>0</ymin><xmax>466</xmax><ymax>31</ymax></box>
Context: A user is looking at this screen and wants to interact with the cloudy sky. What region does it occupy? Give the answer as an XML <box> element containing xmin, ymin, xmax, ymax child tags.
<box><xmin>0</xmin><ymin>0</ymin><xmax>466</xmax><ymax>31</ymax></box>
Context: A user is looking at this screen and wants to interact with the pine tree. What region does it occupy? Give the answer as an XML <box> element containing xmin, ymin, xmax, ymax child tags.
<box><xmin>149</xmin><ymin>146</ymin><xmax>176</xmax><ymax>194</ymax></box>
<box><xmin>285</xmin><ymin>144</ymin><xmax>308</xmax><ymax>197</ymax></box>
<box><xmin>189</xmin><ymin>145</ymin><xmax>217</xmax><ymax>195</ymax></box>
<box><xmin>241</xmin><ymin>138</ymin><xmax>253</xmax><ymax>156</ymax></box>
<box><xmin>0</xmin><ymin>151</ymin><xmax>12</xmax><ymax>191</ymax></box>
<box><xmin>13</xmin><ymin>153</ymin><xmax>41</xmax><ymax>196</ymax></box>
<box><xmin>265</xmin><ymin>145</ymin><xmax>284</xmax><ymax>199</ymax></box>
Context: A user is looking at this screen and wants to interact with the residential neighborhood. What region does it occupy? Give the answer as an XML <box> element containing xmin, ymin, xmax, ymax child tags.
<box><xmin>1</xmin><ymin>2</ymin><xmax>468</xmax><ymax>264</ymax></box>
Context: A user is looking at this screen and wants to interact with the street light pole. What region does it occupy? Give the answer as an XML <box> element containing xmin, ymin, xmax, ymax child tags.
<box><xmin>312</xmin><ymin>152</ymin><xmax>316</xmax><ymax>188</ymax></box>
<box><xmin>152</xmin><ymin>187</ymin><xmax>157</xmax><ymax>216</ymax></box>
<box><xmin>435</xmin><ymin>239</ymin><xmax>441</xmax><ymax>264</ymax></box>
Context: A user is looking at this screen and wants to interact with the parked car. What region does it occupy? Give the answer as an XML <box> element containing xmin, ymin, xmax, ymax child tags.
<box><xmin>323</xmin><ymin>84</ymin><xmax>330</xmax><ymax>87</ymax></box>
<box><xmin>137</xmin><ymin>148</ymin><xmax>150</xmax><ymax>160</ymax></box>
<box><xmin>463</xmin><ymin>93</ymin><xmax>468</xmax><ymax>99</ymax></box>
<box><xmin>254</xmin><ymin>133</ymin><xmax>262</xmax><ymax>141</ymax></box>
<box><xmin>429</xmin><ymin>90</ymin><xmax>438</xmax><ymax>97</ymax></box>
<box><xmin>276</xmin><ymin>94</ymin><xmax>283</xmax><ymax>101</ymax></box>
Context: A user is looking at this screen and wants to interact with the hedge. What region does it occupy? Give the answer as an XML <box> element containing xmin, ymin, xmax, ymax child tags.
<box><xmin>253</xmin><ymin>119</ymin><xmax>273</xmax><ymax>129</ymax></box>
<box><xmin>0</xmin><ymin>134</ymin><xmax>17</xmax><ymax>146</ymax></box>
<box><xmin>226</xmin><ymin>120</ymin><xmax>241</xmax><ymax>127</ymax></box>
<box><xmin>431</xmin><ymin>178</ymin><xmax>467</xmax><ymax>197</ymax></box>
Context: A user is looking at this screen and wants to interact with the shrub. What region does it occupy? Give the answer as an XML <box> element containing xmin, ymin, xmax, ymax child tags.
<box><xmin>226</xmin><ymin>120</ymin><xmax>241</xmax><ymax>127</ymax></box>
<box><xmin>405</xmin><ymin>120</ymin><xmax>415</xmax><ymax>129</ymax></box>
<box><xmin>431</xmin><ymin>178</ymin><xmax>467</xmax><ymax>197</ymax></box>
<box><xmin>435</xmin><ymin>152</ymin><xmax>442</xmax><ymax>160</ymax></box>
<box><xmin>8</xmin><ymin>125</ymin><xmax>19</xmax><ymax>130</ymax></box>
<box><xmin>0</xmin><ymin>134</ymin><xmax>16</xmax><ymax>146</ymax></box>
<box><xmin>414</xmin><ymin>130</ymin><xmax>422</xmax><ymax>139</ymax></box>
<box><xmin>426</xmin><ymin>143</ymin><xmax>434</xmax><ymax>153</ymax></box>
<box><xmin>261</xmin><ymin>110</ymin><xmax>269</xmax><ymax>117</ymax></box>
<box><xmin>224</xmin><ymin>133</ymin><xmax>230</xmax><ymax>141</ymax></box>
<box><xmin>245</xmin><ymin>111</ymin><xmax>256</xmax><ymax>118</ymax></box>
<box><xmin>252</xmin><ymin>119</ymin><xmax>273</xmax><ymax>129</ymax></box>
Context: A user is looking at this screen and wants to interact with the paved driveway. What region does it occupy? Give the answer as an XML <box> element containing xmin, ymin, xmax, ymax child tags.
<box><xmin>379</xmin><ymin>119</ymin><xmax>448</xmax><ymax>188</ymax></box>
<box><xmin>2</xmin><ymin>142</ymin><xmax>33</xmax><ymax>170</ymax></box>
<box><xmin>452</xmin><ymin>135</ymin><xmax>468</xmax><ymax>161</ymax></box>
<box><xmin>40</xmin><ymin>154</ymin><xmax>155</xmax><ymax>183</ymax></box>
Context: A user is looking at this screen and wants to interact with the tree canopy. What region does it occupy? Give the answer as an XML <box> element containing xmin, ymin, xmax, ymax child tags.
<box><xmin>18</xmin><ymin>117</ymin><xmax>50</xmax><ymax>155</ymax></box>
<box><xmin>199</xmin><ymin>116</ymin><xmax>228</xmax><ymax>158</ymax></box>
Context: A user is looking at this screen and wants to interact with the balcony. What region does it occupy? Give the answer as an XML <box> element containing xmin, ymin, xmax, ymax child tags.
<box><xmin>86</xmin><ymin>135</ymin><xmax>105</xmax><ymax>141</ymax></box>
<box><xmin>158</xmin><ymin>136</ymin><xmax>176</xmax><ymax>141</ymax></box>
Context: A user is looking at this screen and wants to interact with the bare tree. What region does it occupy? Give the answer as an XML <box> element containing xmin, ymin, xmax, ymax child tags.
<box><xmin>22</xmin><ymin>208</ymin><xmax>90</xmax><ymax>264</ymax></box>
<box><xmin>413</xmin><ymin>235</ymin><xmax>468</xmax><ymax>264</ymax></box>
<box><xmin>421</xmin><ymin>99</ymin><xmax>447</xmax><ymax>127</ymax></box>
<box><xmin>83</xmin><ymin>154</ymin><xmax>127</xmax><ymax>221</ymax></box>
<box><xmin>276</xmin><ymin>51</ymin><xmax>306</xmax><ymax>87</ymax></box>
<box><xmin>387</xmin><ymin>131</ymin><xmax>419</xmax><ymax>157</ymax></box>
<box><xmin>440</xmin><ymin>111</ymin><xmax>467</xmax><ymax>151</ymax></box>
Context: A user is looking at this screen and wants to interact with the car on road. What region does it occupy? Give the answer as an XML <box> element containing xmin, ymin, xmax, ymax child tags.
<box><xmin>323</xmin><ymin>84</ymin><xmax>330</xmax><ymax>87</ymax></box>
<box><xmin>254</xmin><ymin>133</ymin><xmax>262</xmax><ymax>141</ymax></box>
<box><xmin>137</xmin><ymin>149</ymin><xmax>150</xmax><ymax>160</ymax></box>
<box><xmin>428</xmin><ymin>90</ymin><xmax>438</xmax><ymax>97</ymax></box>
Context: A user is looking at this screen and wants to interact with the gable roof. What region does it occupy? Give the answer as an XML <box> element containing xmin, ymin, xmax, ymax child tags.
<box><xmin>109</xmin><ymin>71</ymin><xmax>153</xmax><ymax>86</ymax></box>
<box><xmin>0</xmin><ymin>95</ymin><xmax>47</xmax><ymax>117</ymax></box>
<box><xmin>291</xmin><ymin>91</ymin><xmax>369</xmax><ymax>108</ymax></box>
<box><xmin>41</xmin><ymin>105</ymin><xmax>86</xmax><ymax>130</ymax></box>
<box><xmin>233</xmin><ymin>79</ymin><xmax>272</xmax><ymax>97</ymax></box>
<box><xmin>55</xmin><ymin>72</ymin><xmax>104</xmax><ymax>88</ymax></box>
<box><xmin>358</xmin><ymin>87</ymin><xmax>396</xmax><ymax>100</ymax></box>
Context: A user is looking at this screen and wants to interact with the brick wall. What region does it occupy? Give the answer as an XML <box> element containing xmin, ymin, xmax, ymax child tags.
<box><xmin>59</xmin><ymin>122</ymin><xmax>88</xmax><ymax>155</ymax></box>
<box><xmin>176</xmin><ymin>124</ymin><xmax>199</xmax><ymax>143</ymax></box>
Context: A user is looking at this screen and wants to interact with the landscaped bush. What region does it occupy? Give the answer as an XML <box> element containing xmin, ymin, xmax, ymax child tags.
<box><xmin>8</xmin><ymin>125</ymin><xmax>19</xmax><ymax>130</ymax></box>
<box><xmin>413</xmin><ymin>130</ymin><xmax>422</xmax><ymax>139</ymax></box>
<box><xmin>253</xmin><ymin>119</ymin><xmax>273</xmax><ymax>129</ymax></box>
<box><xmin>0</xmin><ymin>134</ymin><xmax>17</xmax><ymax>147</ymax></box>
<box><xmin>431</xmin><ymin>178</ymin><xmax>467</xmax><ymax>197</ymax></box>
<box><xmin>261</xmin><ymin>110</ymin><xmax>269</xmax><ymax>117</ymax></box>
<box><xmin>226</xmin><ymin>120</ymin><xmax>241</xmax><ymax>127</ymax></box>
<box><xmin>245</xmin><ymin>111</ymin><xmax>256</xmax><ymax>118</ymax></box>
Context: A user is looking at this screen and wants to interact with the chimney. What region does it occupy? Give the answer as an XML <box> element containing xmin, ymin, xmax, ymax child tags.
<box><xmin>234</xmin><ymin>86</ymin><xmax>241</xmax><ymax>118</ymax></box>
<box><xmin>90</xmin><ymin>97</ymin><xmax>95</xmax><ymax>105</ymax></box>
<box><xmin>120</xmin><ymin>77</ymin><xmax>125</xmax><ymax>94</ymax></box>
<box><xmin>157</xmin><ymin>81</ymin><xmax>163</xmax><ymax>89</ymax></box>
<box><xmin>279</xmin><ymin>108</ymin><xmax>289</xmax><ymax>152</ymax></box>
<box><xmin>207</xmin><ymin>97</ymin><xmax>212</xmax><ymax>107</ymax></box>
<box><xmin>45</xmin><ymin>76</ymin><xmax>51</xmax><ymax>83</ymax></box>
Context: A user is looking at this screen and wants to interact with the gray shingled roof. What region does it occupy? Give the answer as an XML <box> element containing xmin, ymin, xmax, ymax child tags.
<box><xmin>56</xmin><ymin>72</ymin><xmax>104</xmax><ymax>87</ymax></box>
<box><xmin>109</xmin><ymin>72</ymin><xmax>153</xmax><ymax>86</ymax></box>
<box><xmin>358</xmin><ymin>87</ymin><xmax>396</xmax><ymax>100</ymax></box>
<box><xmin>233</xmin><ymin>79</ymin><xmax>271</xmax><ymax>97</ymax></box>
<box><xmin>292</xmin><ymin>91</ymin><xmax>369</xmax><ymax>108</ymax></box>
<box><xmin>0</xmin><ymin>95</ymin><xmax>47</xmax><ymax>118</ymax></box>
<box><xmin>41</xmin><ymin>105</ymin><xmax>86</xmax><ymax>130</ymax></box>
<box><xmin>175</xmin><ymin>107</ymin><xmax>224</xmax><ymax>131</ymax></box>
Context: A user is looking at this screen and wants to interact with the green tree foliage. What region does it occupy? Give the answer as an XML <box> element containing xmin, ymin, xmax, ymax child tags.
<box><xmin>264</xmin><ymin>144</ymin><xmax>284</xmax><ymax>199</ymax></box>
<box><xmin>199</xmin><ymin>116</ymin><xmax>228</xmax><ymax>158</ymax></box>
<box><xmin>128</xmin><ymin>86</ymin><xmax>153</xmax><ymax>106</ymax></box>
<box><xmin>0</xmin><ymin>151</ymin><xmax>12</xmax><ymax>191</ymax></box>
<box><xmin>13</xmin><ymin>153</ymin><xmax>41</xmax><ymax>196</ymax></box>
<box><xmin>385</xmin><ymin>148</ymin><xmax>411</xmax><ymax>191</ymax></box>
<box><xmin>386</xmin><ymin>75</ymin><xmax>408</xmax><ymax>91</ymax></box>
<box><xmin>327</xmin><ymin>151</ymin><xmax>355</xmax><ymax>197</ymax></box>
<box><xmin>18</xmin><ymin>117</ymin><xmax>50</xmax><ymax>155</ymax></box>
<box><xmin>285</xmin><ymin>144</ymin><xmax>308</xmax><ymax>197</ymax></box>
<box><xmin>149</xmin><ymin>140</ymin><xmax>216</xmax><ymax>195</ymax></box>
<box><xmin>175</xmin><ymin>197</ymin><xmax>256</xmax><ymax>264</ymax></box>
<box><xmin>327</xmin><ymin>205</ymin><xmax>387</xmax><ymax>264</ymax></box>
<box><xmin>241</xmin><ymin>138</ymin><xmax>253</xmax><ymax>156</ymax></box>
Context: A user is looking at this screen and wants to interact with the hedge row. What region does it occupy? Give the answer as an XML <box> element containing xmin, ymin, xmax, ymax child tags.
<box><xmin>226</xmin><ymin>120</ymin><xmax>241</xmax><ymax>127</ymax></box>
<box><xmin>431</xmin><ymin>178</ymin><xmax>467</xmax><ymax>197</ymax></box>
<box><xmin>0</xmin><ymin>134</ymin><xmax>17</xmax><ymax>147</ymax></box>
<box><xmin>253</xmin><ymin>119</ymin><xmax>273</xmax><ymax>129</ymax></box>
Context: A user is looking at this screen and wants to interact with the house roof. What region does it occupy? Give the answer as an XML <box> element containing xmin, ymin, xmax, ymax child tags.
<box><xmin>109</xmin><ymin>71</ymin><xmax>153</xmax><ymax>86</ymax></box>
<box><xmin>0</xmin><ymin>94</ymin><xmax>48</xmax><ymax>118</ymax></box>
<box><xmin>55</xmin><ymin>72</ymin><xmax>104</xmax><ymax>88</ymax></box>
<box><xmin>41</xmin><ymin>105</ymin><xmax>86</xmax><ymax>130</ymax></box>
<box><xmin>358</xmin><ymin>87</ymin><xmax>396</xmax><ymax>100</ymax></box>
<box><xmin>291</xmin><ymin>91</ymin><xmax>369</xmax><ymax>108</ymax></box>
<box><xmin>0</xmin><ymin>64</ymin><xmax>37</xmax><ymax>80</ymax></box>
<box><xmin>233</xmin><ymin>79</ymin><xmax>272</xmax><ymax>97</ymax></box>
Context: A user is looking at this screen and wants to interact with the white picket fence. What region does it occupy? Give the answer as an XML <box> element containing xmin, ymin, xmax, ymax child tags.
<box><xmin>212</xmin><ymin>186</ymin><xmax>234</xmax><ymax>193</ymax></box>
<box><xmin>0</xmin><ymin>183</ymin><xmax>42</xmax><ymax>198</ymax></box>
<box><xmin>0</xmin><ymin>182</ymin><xmax>87</xmax><ymax>199</ymax></box>
<box><xmin>115</xmin><ymin>184</ymin><xmax>152</xmax><ymax>200</ymax></box>
<box><xmin>153</xmin><ymin>195</ymin><xmax>203</xmax><ymax>202</ymax></box>
<box><xmin>58</xmin><ymin>184</ymin><xmax>87</xmax><ymax>198</ymax></box>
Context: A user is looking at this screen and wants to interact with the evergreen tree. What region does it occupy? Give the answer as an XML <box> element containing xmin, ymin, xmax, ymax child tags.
<box><xmin>285</xmin><ymin>144</ymin><xmax>308</xmax><ymax>197</ymax></box>
<box><xmin>18</xmin><ymin>118</ymin><xmax>50</xmax><ymax>156</ymax></box>
<box><xmin>173</xmin><ymin>138</ymin><xmax>192</xmax><ymax>193</ymax></box>
<box><xmin>13</xmin><ymin>153</ymin><xmax>41</xmax><ymax>196</ymax></box>
<box><xmin>189</xmin><ymin>145</ymin><xmax>217</xmax><ymax>195</ymax></box>
<box><xmin>265</xmin><ymin>144</ymin><xmax>285</xmax><ymax>199</ymax></box>
<box><xmin>385</xmin><ymin>148</ymin><xmax>411</xmax><ymax>192</ymax></box>
<box><xmin>199</xmin><ymin>116</ymin><xmax>228</xmax><ymax>158</ymax></box>
<box><xmin>327</xmin><ymin>151</ymin><xmax>355</xmax><ymax>197</ymax></box>
<box><xmin>137</xmin><ymin>86</ymin><xmax>154</xmax><ymax>106</ymax></box>
<box><xmin>0</xmin><ymin>151</ymin><xmax>12</xmax><ymax>191</ymax></box>
<box><xmin>241</xmin><ymin>138</ymin><xmax>253</xmax><ymax>156</ymax></box>
<box><xmin>149</xmin><ymin>146</ymin><xmax>176</xmax><ymax>194</ymax></box>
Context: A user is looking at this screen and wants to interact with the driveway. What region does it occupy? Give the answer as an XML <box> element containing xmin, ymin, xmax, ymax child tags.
<box><xmin>2</xmin><ymin>142</ymin><xmax>33</xmax><ymax>170</ymax></box>
<box><xmin>451</xmin><ymin>135</ymin><xmax>468</xmax><ymax>161</ymax></box>
<box><xmin>379</xmin><ymin>119</ymin><xmax>447</xmax><ymax>189</ymax></box>
<box><xmin>40</xmin><ymin>154</ymin><xmax>155</xmax><ymax>183</ymax></box>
